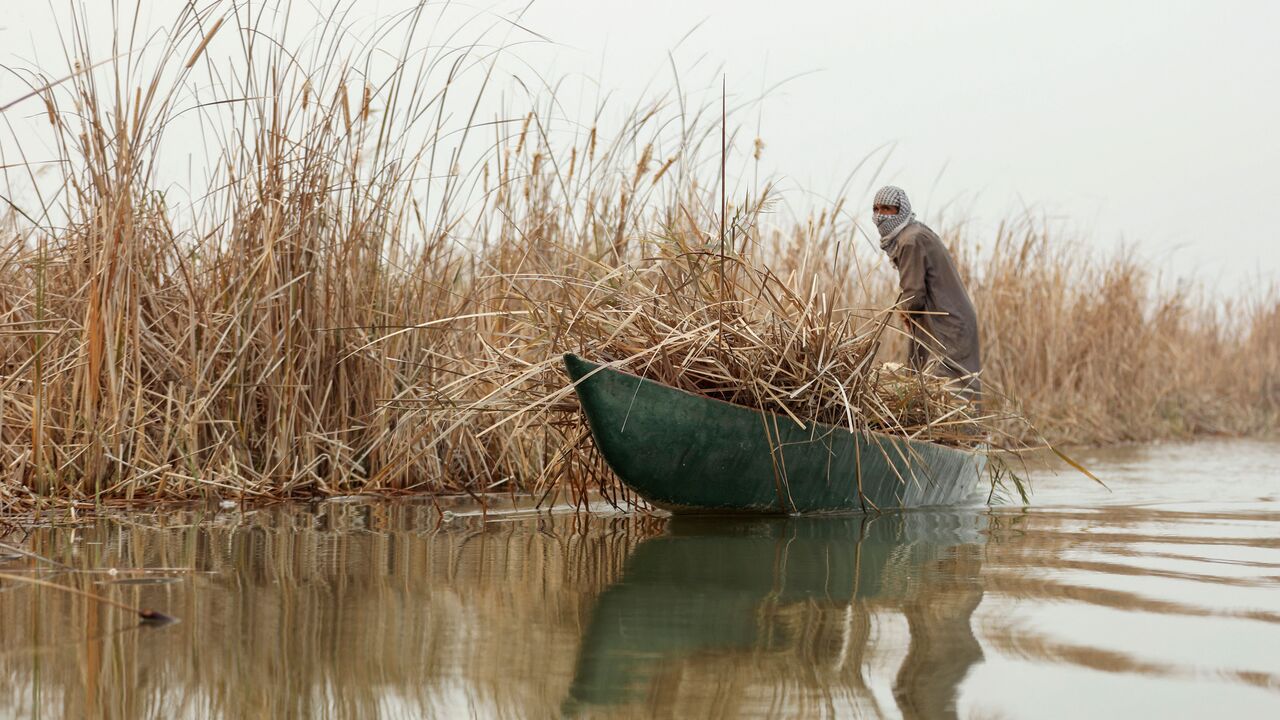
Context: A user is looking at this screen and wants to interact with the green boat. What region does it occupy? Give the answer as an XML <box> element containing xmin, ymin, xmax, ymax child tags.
<box><xmin>563</xmin><ymin>353</ymin><xmax>986</xmax><ymax>514</ymax></box>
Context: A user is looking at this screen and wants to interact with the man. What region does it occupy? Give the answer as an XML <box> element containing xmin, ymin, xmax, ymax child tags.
<box><xmin>873</xmin><ymin>185</ymin><xmax>982</xmax><ymax>394</ymax></box>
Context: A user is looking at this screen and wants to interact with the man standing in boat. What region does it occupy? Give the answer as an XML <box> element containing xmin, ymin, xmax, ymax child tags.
<box><xmin>873</xmin><ymin>186</ymin><xmax>982</xmax><ymax>395</ymax></box>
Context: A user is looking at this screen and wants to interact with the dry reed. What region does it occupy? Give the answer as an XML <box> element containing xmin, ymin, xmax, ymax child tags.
<box><xmin>0</xmin><ymin>3</ymin><xmax>1276</xmax><ymax>510</ymax></box>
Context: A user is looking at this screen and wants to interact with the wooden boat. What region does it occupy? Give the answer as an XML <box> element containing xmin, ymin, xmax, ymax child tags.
<box><xmin>563</xmin><ymin>353</ymin><xmax>985</xmax><ymax>514</ymax></box>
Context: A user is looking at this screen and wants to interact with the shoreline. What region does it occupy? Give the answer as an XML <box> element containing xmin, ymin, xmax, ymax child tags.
<box><xmin>3</xmin><ymin>433</ymin><xmax>1274</xmax><ymax>521</ymax></box>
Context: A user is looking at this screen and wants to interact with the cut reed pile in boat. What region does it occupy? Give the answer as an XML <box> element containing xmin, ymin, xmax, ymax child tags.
<box><xmin>436</xmin><ymin>254</ymin><xmax>997</xmax><ymax>440</ymax></box>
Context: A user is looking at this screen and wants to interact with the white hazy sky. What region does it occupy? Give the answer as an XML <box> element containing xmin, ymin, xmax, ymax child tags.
<box><xmin>3</xmin><ymin>1</ymin><xmax>1278</xmax><ymax>289</ymax></box>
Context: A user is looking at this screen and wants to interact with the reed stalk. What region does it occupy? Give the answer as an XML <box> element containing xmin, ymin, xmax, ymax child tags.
<box><xmin>0</xmin><ymin>2</ymin><xmax>1275</xmax><ymax>509</ymax></box>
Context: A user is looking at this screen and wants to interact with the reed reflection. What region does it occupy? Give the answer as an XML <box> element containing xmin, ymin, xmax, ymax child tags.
<box><xmin>0</xmin><ymin>504</ymin><xmax>652</xmax><ymax>719</ymax></box>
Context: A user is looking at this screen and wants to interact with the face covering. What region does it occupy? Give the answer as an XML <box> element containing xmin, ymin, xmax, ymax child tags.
<box><xmin>873</xmin><ymin>185</ymin><xmax>916</xmax><ymax>250</ymax></box>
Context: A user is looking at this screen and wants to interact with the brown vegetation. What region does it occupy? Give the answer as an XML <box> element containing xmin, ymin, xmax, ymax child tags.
<box><xmin>0</xmin><ymin>4</ymin><xmax>1275</xmax><ymax>507</ymax></box>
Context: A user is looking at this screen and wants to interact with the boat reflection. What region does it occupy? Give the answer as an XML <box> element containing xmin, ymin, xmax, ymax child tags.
<box><xmin>565</xmin><ymin>512</ymin><xmax>987</xmax><ymax>719</ymax></box>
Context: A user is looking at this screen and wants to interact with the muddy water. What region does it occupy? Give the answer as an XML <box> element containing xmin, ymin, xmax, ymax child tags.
<box><xmin>1</xmin><ymin>439</ymin><xmax>1277</xmax><ymax>719</ymax></box>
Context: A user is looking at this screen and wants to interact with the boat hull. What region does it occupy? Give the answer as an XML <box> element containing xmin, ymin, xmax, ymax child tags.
<box><xmin>563</xmin><ymin>353</ymin><xmax>984</xmax><ymax>514</ymax></box>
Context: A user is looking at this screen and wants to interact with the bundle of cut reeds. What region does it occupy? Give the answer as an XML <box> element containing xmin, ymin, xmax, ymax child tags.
<box><xmin>416</xmin><ymin>242</ymin><xmax>1030</xmax><ymax>503</ymax></box>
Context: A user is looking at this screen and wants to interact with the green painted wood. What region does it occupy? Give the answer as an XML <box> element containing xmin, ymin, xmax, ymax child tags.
<box><xmin>563</xmin><ymin>353</ymin><xmax>985</xmax><ymax>514</ymax></box>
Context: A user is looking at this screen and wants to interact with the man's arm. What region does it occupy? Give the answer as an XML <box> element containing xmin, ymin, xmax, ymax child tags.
<box><xmin>895</xmin><ymin>237</ymin><xmax>928</xmax><ymax>323</ymax></box>
<box><xmin>896</xmin><ymin>238</ymin><xmax>930</xmax><ymax>372</ymax></box>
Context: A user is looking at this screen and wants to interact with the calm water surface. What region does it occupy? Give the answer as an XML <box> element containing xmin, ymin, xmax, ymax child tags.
<box><xmin>1</xmin><ymin>439</ymin><xmax>1278</xmax><ymax>719</ymax></box>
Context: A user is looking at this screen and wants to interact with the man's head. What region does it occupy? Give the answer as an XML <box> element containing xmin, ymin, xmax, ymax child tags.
<box><xmin>872</xmin><ymin>185</ymin><xmax>914</xmax><ymax>245</ymax></box>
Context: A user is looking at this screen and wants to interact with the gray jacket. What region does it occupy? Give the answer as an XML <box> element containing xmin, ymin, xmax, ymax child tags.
<box><xmin>888</xmin><ymin>222</ymin><xmax>982</xmax><ymax>388</ymax></box>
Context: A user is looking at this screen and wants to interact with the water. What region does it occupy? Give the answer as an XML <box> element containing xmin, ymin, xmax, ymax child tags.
<box><xmin>1</xmin><ymin>439</ymin><xmax>1277</xmax><ymax>719</ymax></box>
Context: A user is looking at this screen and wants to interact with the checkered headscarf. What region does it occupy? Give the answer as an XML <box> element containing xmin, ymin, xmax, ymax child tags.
<box><xmin>873</xmin><ymin>185</ymin><xmax>915</xmax><ymax>250</ymax></box>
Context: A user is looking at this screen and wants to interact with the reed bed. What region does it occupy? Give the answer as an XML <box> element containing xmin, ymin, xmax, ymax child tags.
<box><xmin>0</xmin><ymin>3</ymin><xmax>1276</xmax><ymax>509</ymax></box>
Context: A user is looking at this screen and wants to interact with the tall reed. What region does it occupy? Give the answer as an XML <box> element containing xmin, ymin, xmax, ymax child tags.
<box><xmin>0</xmin><ymin>3</ymin><xmax>1275</xmax><ymax>507</ymax></box>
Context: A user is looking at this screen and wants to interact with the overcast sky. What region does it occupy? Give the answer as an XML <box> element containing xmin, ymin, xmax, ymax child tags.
<box><xmin>3</xmin><ymin>1</ymin><xmax>1277</xmax><ymax>290</ymax></box>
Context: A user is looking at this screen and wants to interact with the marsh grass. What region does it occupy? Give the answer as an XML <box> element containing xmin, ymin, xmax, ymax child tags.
<box><xmin>1</xmin><ymin>2</ymin><xmax>1276</xmax><ymax>510</ymax></box>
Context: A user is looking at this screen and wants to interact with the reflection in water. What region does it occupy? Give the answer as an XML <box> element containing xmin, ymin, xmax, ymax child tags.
<box><xmin>0</xmin><ymin>506</ymin><xmax>653</xmax><ymax>718</ymax></box>
<box><xmin>1</xmin><ymin>441</ymin><xmax>1279</xmax><ymax>719</ymax></box>
<box><xmin>566</xmin><ymin>514</ymin><xmax>986</xmax><ymax>719</ymax></box>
